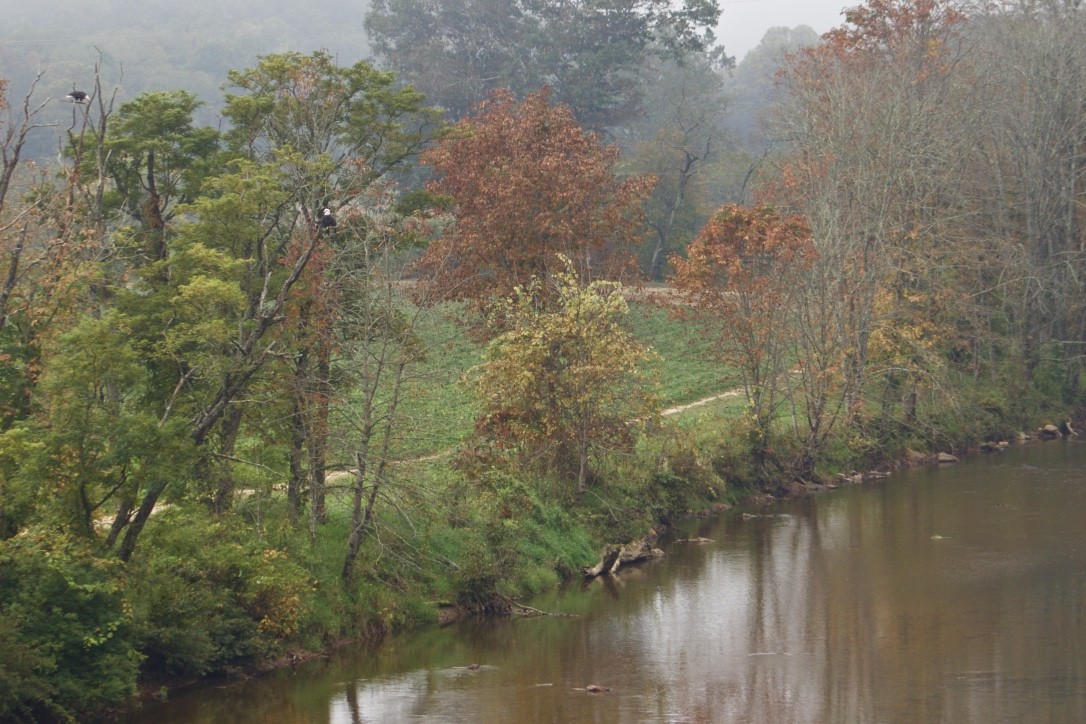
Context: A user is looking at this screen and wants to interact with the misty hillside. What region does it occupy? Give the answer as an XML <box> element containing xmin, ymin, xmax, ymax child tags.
<box><xmin>0</xmin><ymin>0</ymin><xmax>373</xmax><ymax>158</ymax></box>
<box><xmin>1</xmin><ymin>0</ymin><xmax>812</xmax><ymax>175</ymax></box>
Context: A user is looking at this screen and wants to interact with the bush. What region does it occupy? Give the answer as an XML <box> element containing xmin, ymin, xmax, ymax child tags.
<box><xmin>0</xmin><ymin>531</ymin><xmax>141</xmax><ymax>722</ymax></box>
<box><xmin>449</xmin><ymin>471</ymin><xmax>530</xmax><ymax>611</ymax></box>
<box><xmin>127</xmin><ymin>507</ymin><xmax>313</xmax><ymax>679</ymax></box>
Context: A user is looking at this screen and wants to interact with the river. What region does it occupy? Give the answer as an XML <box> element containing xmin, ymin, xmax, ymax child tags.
<box><xmin>127</xmin><ymin>440</ymin><xmax>1086</xmax><ymax>723</ymax></box>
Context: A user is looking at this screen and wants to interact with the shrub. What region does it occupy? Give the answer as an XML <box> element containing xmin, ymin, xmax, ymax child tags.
<box><xmin>0</xmin><ymin>531</ymin><xmax>141</xmax><ymax>722</ymax></box>
<box><xmin>128</xmin><ymin>507</ymin><xmax>313</xmax><ymax>678</ymax></box>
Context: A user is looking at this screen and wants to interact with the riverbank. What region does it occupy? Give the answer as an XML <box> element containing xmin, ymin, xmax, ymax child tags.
<box><xmin>121</xmin><ymin>421</ymin><xmax>1082</xmax><ymax>721</ymax></box>
<box><xmin>123</xmin><ymin>429</ymin><xmax>1081</xmax><ymax>724</ymax></box>
<box><xmin>9</xmin><ymin>289</ymin><xmax>1080</xmax><ymax>723</ymax></box>
<box><xmin>125</xmin><ymin>440</ymin><xmax>1086</xmax><ymax>723</ymax></box>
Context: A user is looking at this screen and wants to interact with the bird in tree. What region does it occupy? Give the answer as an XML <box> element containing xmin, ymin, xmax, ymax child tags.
<box><xmin>319</xmin><ymin>207</ymin><xmax>337</xmax><ymax>228</ymax></box>
<box><xmin>65</xmin><ymin>89</ymin><xmax>88</xmax><ymax>103</ymax></box>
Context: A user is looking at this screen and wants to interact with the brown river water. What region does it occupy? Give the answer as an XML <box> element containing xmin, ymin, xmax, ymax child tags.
<box><xmin>126</xmin><ymin>440</ymin><xmax>1086</xmax><ymax>723</ymax></box>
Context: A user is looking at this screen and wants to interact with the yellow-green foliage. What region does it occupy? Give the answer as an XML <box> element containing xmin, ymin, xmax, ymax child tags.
<box><xmin>469</xmin><ymin>257</ymin><xmax>660</xmax><ymax>490</ymax></box>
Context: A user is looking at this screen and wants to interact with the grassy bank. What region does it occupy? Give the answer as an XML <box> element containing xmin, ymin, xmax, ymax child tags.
<box><xmin>136</xmin><ymin>297</ymin><xmax>1064</xmax><ymax>655</ymax></box>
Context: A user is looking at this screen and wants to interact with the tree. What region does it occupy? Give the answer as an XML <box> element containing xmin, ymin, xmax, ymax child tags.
<box><xmin>111</xmin><ymin>155</ymin><xmax>324</xmax><ymax>560</ymax></box>
<box><xmin>0</xmin><ymin>73</ymin><xmax>51</xmax><ymax>425</ymax></box>
<box><xmin>621</xmin><ymin>54</ymin><xmax>734</xmax><ymax>280</ymax></box>
<box><xmin>414</xmin><ymin>88</ymin><xmax>654</xmax><ymax>319</ymax></box>
<box><xmin>0</xmin><ymin>70</ymin><xmax>121</xmax><ymax>539</ymax></box>
<box><xmin>0</xmin><ymin>53</ymin><xmax>438</xmax><ymax>562</ymax></box>
<box><xmin>720</xmin><ymin>25</ymin><xmax>821</xmax><ymax>151</ymax></box>
<box><xmin>330</xmin><ymin>197</ymin><xmax>443</xmax><ymax>582</ymax></box>
<box><xmin>468</xmin><ymin>257</ymin><xmax>658</xmax><ymax>495</ymax></box>
<box><xmin>222</xmin><ymin>51</ymin><xmax>438</xmax><ymax>524</ymax></box>
<box><xmin>102</xmin><ymin>91</ymin><xmax>221</xmax><ymax>264</ymax></box>
<box><xmin>670</xmin><ymin>204</ymin><xmax>815</xmax><ymax>470</ymax></box>
<box><xmin>771</xmin><ymin>0</ymin><xmax>972</xmax><ymax>445</ymax></box>
<box><xmin>964</xmin><ymin>2</ymin><xmax>1086</xmax><ymax>396</ymax></box>
<box><xmin>365</xmin><ymin>0</ymin><xmax>724</xmax><ymax>128</ymax></box>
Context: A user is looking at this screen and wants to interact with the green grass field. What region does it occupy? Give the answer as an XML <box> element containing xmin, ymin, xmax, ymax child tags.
<box><xmin>348</xmin><ymin>297</ymin><xmax>736</xmax><ymax>463</ymax></box>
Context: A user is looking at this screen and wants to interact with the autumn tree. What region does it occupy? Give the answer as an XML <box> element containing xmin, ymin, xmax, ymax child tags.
<box><xmin>0</xmin><ymin>74</ymin><xmax>50</xmax><ymax>414</ymax></box>
<box><xmin>468</xmin><ymin>257</ymin><xmax>658</xmax><ymax>496</ymax></box>
<box><xmin>414</xmin><ymin>88</ymin><xmax>654</xmax><ymax>320</ymax></box>
<box><xmin>771</xmin><ymin>0</ymin><xmax>972</xmax><ymax>443</ymax></box>
<box><xmin>670</xmin><ymin>204</ymin><xmax>815</xmax><ymax>470</ymax></box>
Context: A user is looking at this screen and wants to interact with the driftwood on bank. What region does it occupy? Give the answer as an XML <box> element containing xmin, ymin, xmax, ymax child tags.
<box><xmin>582</xmin><ymin>536</ymin><xmax>664</xmax><ymax>578</ymax></box>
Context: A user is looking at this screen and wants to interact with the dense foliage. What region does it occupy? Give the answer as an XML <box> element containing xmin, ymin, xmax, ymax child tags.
<box><xmin>413</xmin><ymin>87</ymin><xmax>654</xmax><ymax>319</ymax></box>
<box><xmin>465</xmin><ymin>259</ymin><xmax>659</xmax><ymax>494</ymax></box>
<box><xmin>366</xmin><ymin>0</ymin><xmax>725</xmax><ymax>128</ymax></box>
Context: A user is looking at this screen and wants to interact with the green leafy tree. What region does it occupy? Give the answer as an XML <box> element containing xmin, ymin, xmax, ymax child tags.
<box><xmin>109</xmin><ymin>155</ymin><xmax>324</xmax><ymax>558</ymax></box>
<box><xmin>1</xmin><ymin>71</ymin><xmax>127</xmax><ymax>538</ymax></box>
<box><xmin>13</xmin><ymin>313</ymin><xmax>192</xmax><ymax>543</ymax></box>
<box><xmin>222</xmin><ymin>51</ymin><xmax>438</xmax><ymax>524</ymax></box>
<box><xmin>0</xmin><ymin>532</ymin><xmax>140</xmax><ymax>721</ymax></box>
<box><xmin>468</xmin><ymin>257</ymin><xmax>659</xmax><ymax>495</ymax></box>
<box><xmin>102</xmin><ymin>90</ymin><xmax>221</xmax><ymax>263</ymax></box>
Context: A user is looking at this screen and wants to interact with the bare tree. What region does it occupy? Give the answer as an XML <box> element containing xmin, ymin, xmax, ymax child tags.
<box><xmin>0</xmin><ymin>73</ymin><xmax>52</xmax><ymax>334</ymax></box>
<box><xmin>967</xmin><ymin>2</ymin><xmax>1086</xmax><ymax>391</ymax></box>
<box><xmin>772</xmin><ymin>0</ymin><xmax>975</xmax><ymax>460</ymax></box>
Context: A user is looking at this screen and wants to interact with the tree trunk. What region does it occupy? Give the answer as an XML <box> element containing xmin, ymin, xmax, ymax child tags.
<box><xmin>287</xmin><ymin>393</ymin><xmax>307</xmax><ymax>526</ymax></box>
<box><xmin>211</xmin><ymin>403</ymin><xmax>244</xmax><ymax>514</ymax></box>
<box><xmin>308</xmin><ymin>347</ymin><xmax>331</xmax><ymax>528</ymax></box>
<box><xmin>648</xmin><ymin>150</ymin><xmax>696</xmax><ymax>282</ymax></box>
<box><xmin>287</xmin><ymin>337</ymin><xmax>311</xmax><ymax>525</ymax></box>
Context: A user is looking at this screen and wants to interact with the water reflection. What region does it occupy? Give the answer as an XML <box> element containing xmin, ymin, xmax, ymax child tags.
<box><xmin>130</xmin><ymin>442</ymin><xmax>1086</xmax><ymax>723</ymax></box>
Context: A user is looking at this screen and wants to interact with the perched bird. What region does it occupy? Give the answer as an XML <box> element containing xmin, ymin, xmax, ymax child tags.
<box><xmin>319</xmin><ymin>207</ymin><xmax>337</xmax><ymax>228</ymax></box>
<box><xmin>65</xmin><ymin>89</ymin><xmax>88</xmax><ymax>103</ymax></box>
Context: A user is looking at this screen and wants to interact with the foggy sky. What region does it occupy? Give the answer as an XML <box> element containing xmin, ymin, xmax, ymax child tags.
<box><xmin>717</xmin><ymin>0</ymin><xmax>851</xmax><ymax>61</ymax></box>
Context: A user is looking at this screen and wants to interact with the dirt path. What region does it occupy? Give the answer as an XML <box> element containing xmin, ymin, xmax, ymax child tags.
<box><xmin>661</xmin><ymin>388</ymin><xmax>742</xmax><ymax>416</ymax></box>
<box><xmin>400</xmin><ymin>388</ymin><xmax>743</xmax><ymax>465</ymax></box>
<box><xmin>327</xmin><ymin>388</ymin><xmax>744</xmax><ymax>477</ymax></box>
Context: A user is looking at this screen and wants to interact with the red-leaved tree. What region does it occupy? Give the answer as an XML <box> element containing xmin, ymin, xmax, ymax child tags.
<box><xmin>413</xmin><ymin>88</ymin><xmax>654</xmax><ymax>320</ymax></box>
<box><xmin>670</xmin><ymin>204</ymin><xmax>815</xmax><ymax>470</ymax></box>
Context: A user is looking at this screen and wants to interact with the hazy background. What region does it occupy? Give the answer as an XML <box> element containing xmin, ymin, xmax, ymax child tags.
<box><xmin>718</xmin><ymin>0</ymin><xmax>846</xmax><ymax>60</ymax></box>
<box><xmin>0</xmin><ymin>0</ymin><xmax>830</xmax><ymax>164</ymax></box>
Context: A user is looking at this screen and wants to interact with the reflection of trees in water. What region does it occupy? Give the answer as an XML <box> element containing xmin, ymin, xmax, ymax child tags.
<box><xmin>158</xmin><ymin>449</ymin><xmax>1086</xmax><ymax>721</ymax></box>
<box><xmin>737</xmin><ymin>506</ymin><xmax>857</xmax><ymax>723</ymax></box>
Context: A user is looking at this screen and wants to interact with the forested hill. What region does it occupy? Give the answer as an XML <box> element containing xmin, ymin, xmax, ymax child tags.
<box><xmin>0</xmin><ymin>0</ymin><xmax>372</xmax><ymax>159</ymax></box>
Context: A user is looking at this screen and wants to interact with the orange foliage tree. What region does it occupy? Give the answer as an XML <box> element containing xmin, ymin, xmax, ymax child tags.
<box><xmin>413</xmin><ymin>87</ymin><xmax>654</xmax><ymax>321</ymax></box>
<box><xmin>670</xmin><ymin>204</ymin><xmax>815</xmax><ymax>470</ymax></box>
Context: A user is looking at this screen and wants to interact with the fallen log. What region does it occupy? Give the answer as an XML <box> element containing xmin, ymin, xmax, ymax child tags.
<box><xmin>582</xmin><ymin>536</ymin><xmax>664</xmax><ymax>578</ymax></box>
